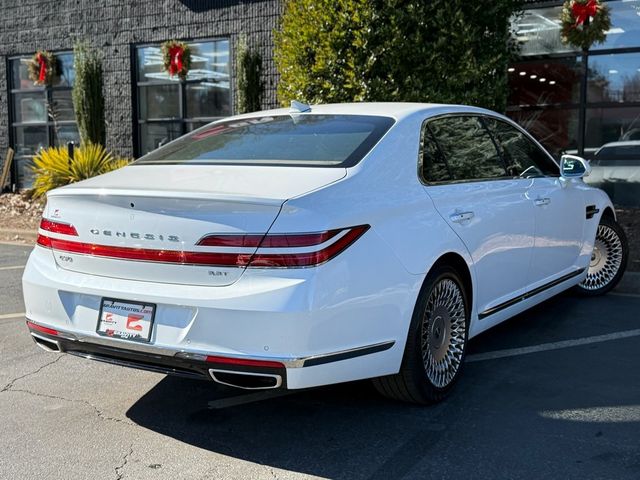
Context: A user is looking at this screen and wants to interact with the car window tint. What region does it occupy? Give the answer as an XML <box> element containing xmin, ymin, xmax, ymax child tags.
<box><xmin>135</xmin><ymin>114</ymin><xmax>395</xmax><ymax>168</ymax></box>
<box><xmin>420</xmin><ymin>124</ymin><xmax>452</xmax><ymax>182</ymax></box>
<box><xmin>424</xmin><ymin>116</ymin><xmax>507</xmax><ymax>182</ymax></box>
<box><xmin>485</xmin><ymin>118</ymin><xmax>559</xmax><ymax>178</ymax></box>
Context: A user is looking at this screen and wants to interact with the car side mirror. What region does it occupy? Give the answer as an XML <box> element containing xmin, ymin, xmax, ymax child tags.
<box><xmin>560</xmin><ymin>154</ymin><xmax>591</xmax><ymax>178</ymax></box>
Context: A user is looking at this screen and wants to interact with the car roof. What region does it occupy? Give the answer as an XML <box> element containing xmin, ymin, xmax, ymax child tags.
<box><xmin>230</xmin><ymin>102</ymin><xmax>499</xmax><ymax>121</ymax></box>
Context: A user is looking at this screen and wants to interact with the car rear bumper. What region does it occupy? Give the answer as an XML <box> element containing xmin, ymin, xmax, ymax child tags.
<box><xmin>27</xmin><ymin>319</ymin><xmax>394</xmax><ymax>389</ymax></box>
<box><xmin>22</xmin><ymin>237</ymin><xmax>418</xmax><ymax>389</ymax></box>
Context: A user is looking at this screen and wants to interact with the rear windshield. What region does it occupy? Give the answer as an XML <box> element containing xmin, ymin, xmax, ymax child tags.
<box><xmin>135</xmin><ymin>114</ymin><xmax>395</xmax><ymax>167</ymax></box>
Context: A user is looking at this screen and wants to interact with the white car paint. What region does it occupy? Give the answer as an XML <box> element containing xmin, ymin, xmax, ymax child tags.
<box><xmin>22</xmin><ymin>102</ymin><xmax>615</xmax><ymax>391</ymax></box>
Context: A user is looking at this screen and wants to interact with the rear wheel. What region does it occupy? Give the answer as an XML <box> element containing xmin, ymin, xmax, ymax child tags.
<box><xmin>575</xmin><ymin>215</ymin><xmax>628</xmax><ymax>296</ymax></box>
<box><xmin>373</xmin><ymin>265</ymin><xmax>469</xmax><ymax>404</ymax></box>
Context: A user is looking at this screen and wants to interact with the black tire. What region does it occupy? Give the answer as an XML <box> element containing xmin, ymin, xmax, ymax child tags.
<box><xmin>373</xmin><ymin>265</ymin><xmax>470</xmax><ymax>404</ymax></box>
<box><xmin>574</xmin><ymin>215</ymin><xmax>628</xmax><ymax>297</ymax></box>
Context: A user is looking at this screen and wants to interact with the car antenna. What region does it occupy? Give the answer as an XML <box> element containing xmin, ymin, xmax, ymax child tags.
<box><xmin>289</xmin><ymin>100</ymin><xmax>311</xmax><ymax>113</ymax></box>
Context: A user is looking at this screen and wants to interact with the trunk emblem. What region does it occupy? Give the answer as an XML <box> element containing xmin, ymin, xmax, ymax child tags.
<box><xmin>90</xmin><ymin>229</ymin><xmax>180</xmax><ymax>242</ymax></box>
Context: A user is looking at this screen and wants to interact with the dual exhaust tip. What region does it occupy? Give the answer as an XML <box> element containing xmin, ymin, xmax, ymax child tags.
<box><xmin>208</xmin><ymin>369</ymin><xmax>283</xmax><ymax>390</ymax></box>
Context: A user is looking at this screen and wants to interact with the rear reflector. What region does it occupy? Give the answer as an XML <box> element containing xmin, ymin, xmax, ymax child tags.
<box><xmin>26</xmin><ymin>320</ymin><xmax>59</xmax><ymax>337</ymax></box>
<box><xmin>37</xmin><ymin>224</ymin><xmax>369</xmax><ymax>268</ymax></box>
<box><xmin>40</xmin><ymin>218</ymin><xmax>78</xmax><ymax>236</ymax></box>
<box><xmin>205</xmin><ymin>355</ymin><xmax>285</xmax><ymax>369</ymax></box>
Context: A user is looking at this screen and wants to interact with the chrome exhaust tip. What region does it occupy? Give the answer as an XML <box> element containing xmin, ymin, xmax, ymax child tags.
<box><xmin>31</xmin><ymin>333</ymin><xmax>62</xmax><ymax>353</ymax></box>
<box><xmin>209</xmin><ymin>369</ymin><xmax>282</xmax><ymax>390</ymax></box>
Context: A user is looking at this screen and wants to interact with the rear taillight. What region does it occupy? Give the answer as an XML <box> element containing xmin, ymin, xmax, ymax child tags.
<box><xmin>37</xmin><ymin>220</ymin><xmax>369</xmax><ymax>269</ymax></box>
<box><xmin>198</xmin><ymin>225</ymin><xmax>370</xmax><ymax>268</ymax></box>
<box><xmin>39</xmin><ymin>218</ymin><xmax>78</xmax><ymax>236</ymax></box>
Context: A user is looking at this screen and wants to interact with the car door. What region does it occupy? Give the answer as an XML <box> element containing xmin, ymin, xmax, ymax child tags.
<box><xmin>420</xmin><ymin>115</ymin><xmax>536</xmax><ymax>317</ymax></box>
<box><xmin>485</xmin><ymin>117</ymin><xmax>585</xmax><ymax>290</ymax></box>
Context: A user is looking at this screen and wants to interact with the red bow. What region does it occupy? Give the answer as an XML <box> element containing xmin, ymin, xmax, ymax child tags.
<box><xmin>168</xmin><ymin>46</ymin><xmax>184</xmax><ymax>76</ymax></box>
<box><xmin>572</xmin><ymin>0</ymin><xmax>598</xmax><ymax>27</ymax></box>
<box><xmin>37</xmin><ymin>53</ymin><xmax>47</xmax><ymax>83</ymax></box>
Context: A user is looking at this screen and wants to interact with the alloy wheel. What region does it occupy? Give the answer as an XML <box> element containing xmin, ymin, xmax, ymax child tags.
<box><xmin>580</xmin><ymin>224</ymin><xmax>624</xmax><ymax>291</ymax></box>
<box><xmin>421</xmin><ymin>278</ymin><xmax>467</xmax><ymax>388</ymax></box>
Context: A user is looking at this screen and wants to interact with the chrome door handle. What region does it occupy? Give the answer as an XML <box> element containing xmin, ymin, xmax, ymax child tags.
<box><xmin>450</xmin><ymin>212</ymin><xmax>475</xmax><ymax>223</ymax></box>
<box><xmin>534</xmin><ymin>197</ymin><xmax>551</xmax><ymax>206</ymax></box>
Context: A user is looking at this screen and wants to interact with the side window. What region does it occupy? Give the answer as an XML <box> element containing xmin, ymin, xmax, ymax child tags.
<box><xmin>420</xmin><ymin>124</ymin><xmax>452</xmax><ymax>182</ymax></box>
<box><xmin>422</xmin><ymin>116</ymin><xmax>508</xmax><ymax>183</ymax></box>
<box><xmin>485</xmin><ymin>118</ymin><xmax>559</xmax><ymax>178</ymax></box>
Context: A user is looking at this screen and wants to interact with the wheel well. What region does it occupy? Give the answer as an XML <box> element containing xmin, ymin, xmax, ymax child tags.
<box><xmin>602</xmin><ymin>206</ymin><xmax>615</xmax><ymax>221</ymax></box>
<box><xmin>430</xmin><ymin>253</ymin><xmax>473</xmax><ymax>310</ymax></box>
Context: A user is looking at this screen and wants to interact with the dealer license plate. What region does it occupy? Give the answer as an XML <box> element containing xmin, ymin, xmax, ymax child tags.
<box><xmin>96</xmin><ymin>298</ymin><xmax>156</xmax><ymax>343</ymax></box>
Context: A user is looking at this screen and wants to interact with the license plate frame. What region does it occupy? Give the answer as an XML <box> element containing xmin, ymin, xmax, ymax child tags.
<box><xmin>96</xmin><ymin>298</ymin><xmax>157</xmax><ymax>343</ymax></box>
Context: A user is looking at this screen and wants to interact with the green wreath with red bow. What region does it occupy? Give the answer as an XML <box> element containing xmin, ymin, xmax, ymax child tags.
<box><xmin>161</xmin><ymin>40</ymin><xmax>191</xmax><ymax>80</ymax></box>
<box><xmin>28</xmin><ymin>50</ymin><xmax>57</xmax><ymax>86</ymax></box>
<box><xmin>560</xmin><ymin>0</ymin><xmax>611</xmax><ymax>51</ymax></box>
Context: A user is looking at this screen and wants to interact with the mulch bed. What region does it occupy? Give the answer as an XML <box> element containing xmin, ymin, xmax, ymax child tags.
<box><xmin>1</xmin><ymin>193</ymin><xmax>639</xmax><ymax>271</ymax></box>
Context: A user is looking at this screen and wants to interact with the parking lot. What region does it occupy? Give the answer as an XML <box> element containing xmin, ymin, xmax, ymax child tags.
<box><xmin>1</xmin><ymin>242</ymin><xmax>639</xmax><ymax>480</ymax></box>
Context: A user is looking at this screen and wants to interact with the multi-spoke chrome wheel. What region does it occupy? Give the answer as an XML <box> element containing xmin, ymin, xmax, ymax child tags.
<box><xmin>580</xmin><ymin>224</ymin><xmax>624</xmax><ymax>291</ymax></box>
<box><xmin>372</xmin><ymin>265</ymin><xmax>469</xmax><ymax>404</ymax></box>
<box><xmin>421</xmin><ymin>278</ymin><xmax>467</xmax><ymax>388</ymax></box>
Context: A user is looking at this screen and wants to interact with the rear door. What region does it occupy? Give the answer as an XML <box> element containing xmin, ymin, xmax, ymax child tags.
<box><xmin>485</xmin><ymin>118</ymin><xmax>584</xmax><ymax>289</ymax></box>
<box><xmin>421</xmin><ymin>115</ymin><xmax>536</xmax><ymax>317</ymax></box>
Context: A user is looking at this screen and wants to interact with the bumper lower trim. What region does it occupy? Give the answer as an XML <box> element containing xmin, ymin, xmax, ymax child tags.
<box><xmin>26</xmin><ymin>319</ymin><xmax>395</xmax><ymax>371</ymax></box>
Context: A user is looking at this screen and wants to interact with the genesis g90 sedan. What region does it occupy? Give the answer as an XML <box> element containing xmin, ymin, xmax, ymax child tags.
<box><xmin>23</xmin><ymin>103</ymin><xmax>628</xmax><ymax>403</ymax></box>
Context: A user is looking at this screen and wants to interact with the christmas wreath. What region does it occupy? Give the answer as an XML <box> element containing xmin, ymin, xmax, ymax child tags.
<box><xmin>560</xmin><ymin>0</ymin><xmax>611</xmax><ymax>51</ymax></box>
<box><xmin>161</xmin><ymin>40</ymin><xmax>191</xmax><ymax>80</ymax></box>
<box><xmin>28</xmin><ymin>50</ymin><xmax>56</xmax><ymax>86</ymax></box>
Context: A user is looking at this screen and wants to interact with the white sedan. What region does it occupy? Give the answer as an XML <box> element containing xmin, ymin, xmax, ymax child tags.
<box><xmin>22</xmin><ymin>103</ymin><xmax>628</xmax><ymax>404</ymax></box>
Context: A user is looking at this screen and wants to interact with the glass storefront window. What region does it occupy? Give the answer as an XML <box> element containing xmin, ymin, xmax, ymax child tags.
<box><xmin>508</xmin><ymin>57</ymin><xmax>582</xmax><ymax>106</ymax></box>
<box><xmin>507</xmin><ymin>109</ymin><xmax>580</xmax><ymax>158</ymax></box>
<box><xmin>135</xmin><ymin>39</ymin><xmax>232</xmax><ymax>156</ymax></box>
<box><xmin>583</xmin><ymin>107</ymin><xmax>640</xmax><ymax>206</ymax></box>
<box><xmin>512</xmin><ymin>6</ymin><xmax>579</xmax><ymax>56</ymax></box>
<box><xmin>588</xmin><ymin>52</ymin><xmax>640</xmax><ymax>103</ymax></box>
<box><xmin>9</xmin><ymin>53</ymin><xmax>79</xmax><ymax>188</ymax></box>
<box><xmin>592</xmin><ymin>0</ymin><xmax>640</xmax><ymax>51</ymax></box>
<box><xmin>584</xmin><ymin>107</ymin><xmax>640</xmax><ymax>151</ymax></box>
<box><xmin>514</xmin><ymin>2</ymin><xmax>640</xmax><ymax>56</ymax></box>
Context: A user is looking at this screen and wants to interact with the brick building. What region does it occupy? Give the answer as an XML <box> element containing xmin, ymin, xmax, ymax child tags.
<box><xmin>0</xmin><ymin>0</ymin><xmax>282</xmax><ymax>188</ymax></box>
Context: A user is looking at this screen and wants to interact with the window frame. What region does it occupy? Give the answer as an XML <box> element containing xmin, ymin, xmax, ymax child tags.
<box><xmin>7</xmin><ymin>51</ymin><xmax>78</xmax><ymax>188</ymax></box>
<box><xmin>132</xmin><ymin>37</ymin><xmax>233</xmax><ymax>158</ymax></box>
<box><xmin>418</xmin><ymin>113</ymin><xmax>560</xmax><ymax>186</ymax></box>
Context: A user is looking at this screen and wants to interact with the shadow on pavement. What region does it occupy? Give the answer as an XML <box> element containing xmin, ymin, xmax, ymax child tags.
<box><xmin>126</xmin><ymin>294</ymin><xmax>640</xmax><ymax>479</ymax></box>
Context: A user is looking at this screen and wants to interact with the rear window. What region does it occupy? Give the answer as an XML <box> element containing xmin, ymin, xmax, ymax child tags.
<box><xmin>135</xmin><ymin>114</ymin><xmax>395</xmax><ymax>167</ymax></box>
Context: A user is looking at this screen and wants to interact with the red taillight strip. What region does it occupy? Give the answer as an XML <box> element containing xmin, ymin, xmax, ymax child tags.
<box><xmin>26</xmin><ymin>320</ymin><xmax>59</xmax><ymax>336</ymax></box>
<box><xmin>205</xmin><ymin>355</ymin><xmax>285</xmax><ymax>369</ymax></box>
<box><xmin>197</xmin><ymin>229</ymin><xmax>343</xmax><ymax>248</ymax></box>
<box><xmin>248</xmin><ymin>225</ymin><xmax>370</xmax><ymax>267</ymax></box>
<box><xmin>37</xmin><ymin>234</ymin><xmax>52</xmax><ymax>248</ymax></box>
<box><xmin>40</xmin><ymin>218</ymin><xmax>78</xmax><ymax>236</ymax></box>
<box><xmin>38</xmin><ymin>235</ymin><xmax>252</xmax><ymax>267</ymax></box>
<box><xmin>37</xmin><ymin>225</ymin><xmax>370</xmax><ymax>268</ymax></box>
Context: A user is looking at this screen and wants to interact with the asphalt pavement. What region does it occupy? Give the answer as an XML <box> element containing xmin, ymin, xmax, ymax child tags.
<box><xmin>1</xmin><ymin>243</ymin><xmax>639</xmax><ymax>480</ymax></box>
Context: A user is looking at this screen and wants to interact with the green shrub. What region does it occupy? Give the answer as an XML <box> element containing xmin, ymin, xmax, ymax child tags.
<box><xmin>31</xmin><ymin>144</ymin><xmax>130</xmax><ymax>198</ymax></box>
<box><xmin>236</xmin><ymin>36</ymin><xmax>265</xmax><ymax>113</ymax></box>
<box><xmin>275</xmin><ymin>0</ymin><xmax>522</xmax><ymax>112</ymax></box>
<box><xmin>72</xmin><ymin>42</ymin><xmax>105</xmax><ymax>145</ymax></box>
